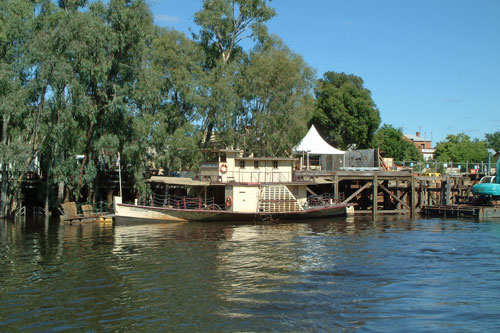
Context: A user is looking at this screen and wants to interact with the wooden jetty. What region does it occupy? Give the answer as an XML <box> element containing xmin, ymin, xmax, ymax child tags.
<box><xmin>422</xmin><ymin>205</ymin><xmax>500</xmax><ymax>219</ymax></box>
<box><xmin>19</xmin><ymin>161</ymin><xmax>494</xmax><ymax>220</ymax></box>
<box><xmin>295</xmin><ymin>170</ymin><xmax>487</xmax><ymax>218</ymax></box>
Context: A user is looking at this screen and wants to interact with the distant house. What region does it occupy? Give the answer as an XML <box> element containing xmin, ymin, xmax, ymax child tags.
<box><xmin>403</xmin><ymin>132</ymin><xmax>435</xmax><ymax>161</ymax></box>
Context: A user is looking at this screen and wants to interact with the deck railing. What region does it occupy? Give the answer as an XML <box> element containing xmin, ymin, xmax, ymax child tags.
<box><xmin>307</xmin><ymin>193</ymin><xmax>345</xmax><ymax>207</ymax></box>
<box><xmin>152</xmin><ymin>193</ymin><xmax>222</xmax><ymax>211</ymax></box>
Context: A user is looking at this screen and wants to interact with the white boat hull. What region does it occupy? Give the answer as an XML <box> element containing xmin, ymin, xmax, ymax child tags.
<box><xmin>113</xmin><ymin>197</ymin><xmax>350</xmax><ymax>223</ymax></box>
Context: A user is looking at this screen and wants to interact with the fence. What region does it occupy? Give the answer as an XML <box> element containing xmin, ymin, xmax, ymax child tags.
<box><xmin>391</xmin><ymin>160</ymin><xmax>494</xmax><ymax>175</ymax></box>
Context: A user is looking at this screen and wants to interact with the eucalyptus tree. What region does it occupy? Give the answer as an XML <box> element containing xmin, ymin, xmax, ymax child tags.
<box><xmin>0</xmin><ymin>0</ymin><xmax>36</xmax><ymax>217</ymax></box>
<box><xmin>312</xmin><ymin>72</ymin><xmax>381</xmax><ymax>150</ymax></box>
<box><xmin>372</xmin><ymin>124</ymin><xmax>422</xmax><ymax>161</ymax></box>
<box><xmin>129</xmin><ymin>27</ymin><xmax>205</xmax><ymax>198</ymax></box>
<box><xmin>193</xmin><ymin>0</ymin><xmax>276</xmax><ymax>149</ymax></box>
<box><xmin>238</xmin><ymin>38</ymin><xmax>315</xmax><ymax>156</ymax></box>
<box><xmin>50</xmin><ymin>0</ymin><xmax>156</xmax><ymax>202</ymax></box>
<box><xmin>434</xmin><ymin>133</ymin><xmax>488</xmax><ymax>163</ymax></box>
<box><xmin>28</xmin><ymin>1</ymin><xmax>85</xmax><ymax>213</ymax></box>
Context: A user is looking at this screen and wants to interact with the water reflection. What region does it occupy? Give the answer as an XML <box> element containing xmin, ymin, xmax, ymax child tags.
<box><xmin>1</xmin><ymin>217</ymin><xmax>500</xmax><ymax>331</ymax></box>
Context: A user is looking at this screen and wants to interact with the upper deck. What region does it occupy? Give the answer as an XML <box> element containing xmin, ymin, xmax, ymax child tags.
<box><xmin>199</xmin><ymin>149</ymin><xmax>297</xmax><ymax>183</ymax></box>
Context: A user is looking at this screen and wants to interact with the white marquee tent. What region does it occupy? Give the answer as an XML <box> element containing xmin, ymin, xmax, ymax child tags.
<box><xmin>293</xmin><ymin>125</ymin><xmax>344</xmax><ymax>155</ymax></box>
<box><xmin>293</xmin><ymin>125</ymin><xmax>345</xmax><ymax>171</ymax></box>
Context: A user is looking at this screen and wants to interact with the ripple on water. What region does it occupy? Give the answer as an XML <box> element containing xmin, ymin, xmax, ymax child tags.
<box><xmin>1</xmin><ymin>217</ymin><xmax>500</xmax><ymax>331</ymax></box>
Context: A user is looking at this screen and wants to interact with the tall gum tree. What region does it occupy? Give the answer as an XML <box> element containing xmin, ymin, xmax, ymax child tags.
<box><xmin>238</xmin><ymin>38</ymin><xmax>315</xmax><ymax>156</ymax></box>
<box><xmin>0</xmin><ymin>0</ymin><xmax>35</xmax><ymax>217</ymax></box>
<box><xmin>128</xmin><ymin>27</ymin><xmax>204</xmax><ymax>198</ymax></box>
<box><xmin>193</xmin><ymin>0</ymin><xmax>276</xmax><ymax>149</ymax></box>
<box><xmin>312</xmin><ymin>71</ymin><xmax>381</xmax><ymax>150</ymax></box>
<box><xmin>55</xmin><ymin>0</ymin><xmax>155</xmax><ymax>202</ymax></box>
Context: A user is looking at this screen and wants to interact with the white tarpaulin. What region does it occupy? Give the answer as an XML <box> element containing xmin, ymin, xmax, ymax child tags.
<box><xmin>293</xmin><ymin>125</ymin><xmax>345</xmax><ymax>155</ymax></box>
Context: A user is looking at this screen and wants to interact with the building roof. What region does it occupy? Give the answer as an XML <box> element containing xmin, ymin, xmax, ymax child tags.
<box><xmin>293</xmin><ymin>125</ymin><xmax>345</xmax><ymax>155</ymax></box>
<box><xmin>404</xmin><ymin>134</ymin><xmax>431</xmax><ymax>142</ymax></box>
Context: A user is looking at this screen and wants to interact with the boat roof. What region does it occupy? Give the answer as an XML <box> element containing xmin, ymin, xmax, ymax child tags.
<box><xmin>147</xmin><ymin>176</ymin><xmax>210</xmax><ymax>186</ymax></box>
<box><xmin>201</xmin><ymin>148</ymin><xmax>243</xmax><ymax>153</ymax></box>
<box><xmin>234</xmin><ymin>157</ymin><xmax>297</xmax><ymax>161</ymax></box>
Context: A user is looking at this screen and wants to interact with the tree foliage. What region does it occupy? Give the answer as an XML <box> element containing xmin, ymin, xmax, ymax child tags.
<box><xmin>311</xmin><ymin>71</ymin><xmax>381</xmax><ymax>150</ymax></box>
<box><xmin>193</xmin><ymin>0</ymin><xmax>276</xmax><ymax>148</ymax></box>
<box><xmin>485</xmin><ymin>131</ymin><xmax>500</xmax><ymax>153</ymax></box>
<box><xmin>0</xmin><ymin>0</ymin><xmax>321</xmax><ymax>216</ymax></box>
<box><xmin>0</xmin><ymin>0</ymin><xmax>36</xmax><ymax>217</ymax></box>
<box><xmin>194</xmin><ymin>0</ymin><xmax>275</xmax><ymax>64</ymax></box>
<box><xmin>237</xmin><ymin>38</ymin><xmax>315</xmax><ymax>156</ymax></box>
<box><xmin>434</xmin><ymin>133</ymin><xmax>488</xmax><ymax>162</ymax></box>
<box><xmin>372</xmin><ymin>124</ymin><xmax>422</xmax><ymax>161</ymax></box>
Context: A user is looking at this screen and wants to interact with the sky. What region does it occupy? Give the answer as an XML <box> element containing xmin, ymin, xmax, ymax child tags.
<box><xmin>149</xmin><ymin>0</ymin><xmax>500</xmax><ymax>146</ymax></box>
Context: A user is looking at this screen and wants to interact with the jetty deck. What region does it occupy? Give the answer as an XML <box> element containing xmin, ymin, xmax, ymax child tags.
<box><xmin>295</xmin><ymin>170</ymin><xmax>485</xmax><ymax>218</ymax></box>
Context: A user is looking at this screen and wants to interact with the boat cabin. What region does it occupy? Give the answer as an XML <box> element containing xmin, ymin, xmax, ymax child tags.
<box><xmin>134</xmin><ymin>148</ymin><xmax>342</xmax><ymax>217</ymax></box>
<box><xmin>199</xmin><ymin>149</ymin><xmax>296</xmax><ymax>184</ymax></box>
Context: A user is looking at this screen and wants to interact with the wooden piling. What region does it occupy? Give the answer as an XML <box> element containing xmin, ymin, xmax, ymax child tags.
<box><xmin>372</xmin><ymin>175</ymin><xmax>378</xmax><ymax>218</ymax></box>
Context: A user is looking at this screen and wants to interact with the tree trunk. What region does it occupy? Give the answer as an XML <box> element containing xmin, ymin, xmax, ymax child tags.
<box><xmin>78</xmin><ymin>120</ymin><xmax>94</xmax><ymax>201</ymax></box>
<box><xmin>44</xmin><ymin>168</ymin><xmax>50</xmax><ymax>224</ymax></box>
<box><xmin>58</xmin><ymin>182</ymin><xmax>64</xmax><ymax>203</ymax></box>
<box><xmin>63</xmin><ymin>185</ymin><xmax>70</xmax><ymax>203</ymax></box>
<box><xmin>1</xmin><ymin>115</ymin><xmax>10</xmax><ymax>218</ymax></box>
<box><xmin>0</xmin><ymin>163</ymin><xmax>8</xmax><ymax>218</ymax></box>
<box><xmin>204</xmin><ymin>121</ymin><xmax>214</xmax><ymax>149</ymax></box>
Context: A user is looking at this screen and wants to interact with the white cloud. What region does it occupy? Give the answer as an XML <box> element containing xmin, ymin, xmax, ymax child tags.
<box><xmin>156</xmin><ymin>14</ymin><xmax>181</xmax><ymax>24</ymax></box>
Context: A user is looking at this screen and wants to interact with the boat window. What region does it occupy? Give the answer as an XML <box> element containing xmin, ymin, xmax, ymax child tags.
<box><xmin>240</xmin><ymin>160</ymin><xmax>245</xmax><ymax>169</ymax></box>
<box><xmin>220</xmin><ymin>152</ymin><xmax>227</xmax><ymax>163</ymax></box>
<box><xmin>273</xmin><ymin>160</ymin><xmax>278</xmax><ymax>169</ymax></box>
<box><xmin>254</xmin><ymin>161</ymin><xmax>259</xmax><ymax>169</ymax></box>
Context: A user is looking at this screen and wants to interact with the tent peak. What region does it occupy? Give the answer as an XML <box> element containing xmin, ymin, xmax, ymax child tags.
<box><xmin>293</xmin><ymin>125</ymin><xmax>345</xmax><ymax>155</ymax></box>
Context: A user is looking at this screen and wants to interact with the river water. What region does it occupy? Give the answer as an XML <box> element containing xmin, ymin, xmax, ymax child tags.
<box><xmin>1</xmin><ymin>216</ymin><xmax>499</xmax><ymax>331</ymax></box>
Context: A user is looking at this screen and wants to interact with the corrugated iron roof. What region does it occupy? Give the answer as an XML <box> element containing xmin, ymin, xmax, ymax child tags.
<box><xmin>147</xmin><ymin>176</ymin><xmax>210</xmax><ymax>186</ymax></box>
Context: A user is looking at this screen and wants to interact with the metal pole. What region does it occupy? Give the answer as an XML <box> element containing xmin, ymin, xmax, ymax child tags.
<box><xmin>488</xmin><ymin>153</ymin><xmax>491</xmax><ymax>175</ymax></box>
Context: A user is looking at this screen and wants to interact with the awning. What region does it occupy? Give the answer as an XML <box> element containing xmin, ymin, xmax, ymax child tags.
<box><xmin>147</xmin><ymin>176</ymin><xmax>210</xmax><ymax>186</ymax></box>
